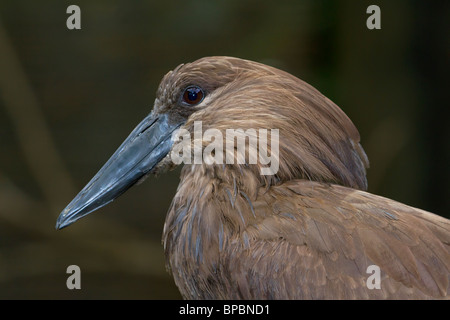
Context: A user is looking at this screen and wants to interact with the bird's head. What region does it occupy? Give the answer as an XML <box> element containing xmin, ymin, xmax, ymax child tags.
<box><xmin>56</xmin><ymin>56</ymin><xmax>369</xmax><ymax>229</ymax></box>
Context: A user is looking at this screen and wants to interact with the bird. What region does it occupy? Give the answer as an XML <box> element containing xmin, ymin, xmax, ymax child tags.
<box><xmin>56</xmin><ymin>56</ymin><xmax>450</xmax><ymax>299</ymax></box>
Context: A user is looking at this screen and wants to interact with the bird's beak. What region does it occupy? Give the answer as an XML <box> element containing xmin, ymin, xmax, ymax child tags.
<box><xmin>56</xmin><ymin>112</ymin><xmax>182</xmax><ymax>229</ymax></box>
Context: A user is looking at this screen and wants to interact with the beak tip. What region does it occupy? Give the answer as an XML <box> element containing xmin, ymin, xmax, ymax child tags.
<box><xmin>55</xmin><ymin>207</ymin><xmax>76</xmax><ymax>230</ymax></box>
<box><xmin>55</xmin><ymin>214</ymin><xmax>67</xmax><ymax>230</ymax></box>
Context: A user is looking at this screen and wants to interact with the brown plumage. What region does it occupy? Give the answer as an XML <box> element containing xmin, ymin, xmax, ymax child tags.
<box><xmin>57</xmin><ymin>56</ymin><xmax>450</xmax><ymax>299</ymax></box>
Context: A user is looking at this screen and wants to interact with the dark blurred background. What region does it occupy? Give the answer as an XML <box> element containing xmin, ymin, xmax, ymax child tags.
<box><xmin>0</xmin><ymin>0</ymin><xmax>448</xmax><ymax>299</ymax></box>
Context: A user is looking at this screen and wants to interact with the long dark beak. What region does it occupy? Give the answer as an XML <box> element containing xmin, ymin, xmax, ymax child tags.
<box><xmin>56</xmin><ymin>112</ymin><xmax>181</xmax><ymax>229</ymax></box>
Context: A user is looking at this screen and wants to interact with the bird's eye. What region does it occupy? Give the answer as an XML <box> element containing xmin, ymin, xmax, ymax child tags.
<box><xmin>182</xmin><ymin>86</ymin><xmax>204</xmax><ymax>105</ymax></box>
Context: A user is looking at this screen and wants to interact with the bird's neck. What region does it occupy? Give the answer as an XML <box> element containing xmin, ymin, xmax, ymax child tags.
<box><xmin>161</xmin><ymin>164</ymin><xmax>263</xmax><ymax>298</ymax></box>
<box><xmin>163</xmin><ymin>164</ymin><xmax>263</xmax><ymax>243</ymax></box>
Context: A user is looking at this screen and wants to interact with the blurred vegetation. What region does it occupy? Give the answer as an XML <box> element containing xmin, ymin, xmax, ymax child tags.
<box><xmin>0</xmin><ymin>0</ymin><xmax>448</xmax><ymax>299</ymax></box>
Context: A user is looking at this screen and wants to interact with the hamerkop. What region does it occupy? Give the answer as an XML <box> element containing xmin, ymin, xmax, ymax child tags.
<box><xmin>56</xmin><ymin>56</ymin><xmax>450</xmax><ymax>299</ymax></box>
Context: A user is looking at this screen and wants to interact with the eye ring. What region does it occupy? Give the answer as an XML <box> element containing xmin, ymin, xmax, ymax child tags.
<box><xmin>182</xmin><ymin>86</ymin><xmax>204</xmax><ymax>105</ymax></box>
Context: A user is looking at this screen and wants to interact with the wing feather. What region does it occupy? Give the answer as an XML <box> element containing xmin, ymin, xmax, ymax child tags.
<box><xmin>230</xmin><ymin>180</ymin><xmax>450</xmax><ymax>299</ymax></box>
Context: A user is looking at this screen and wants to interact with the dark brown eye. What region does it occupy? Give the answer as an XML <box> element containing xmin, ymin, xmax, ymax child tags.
<box><xmin>183</xmin><ymin>86</ymin><xmax>204</xmax><ymax>105</ymax></box>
